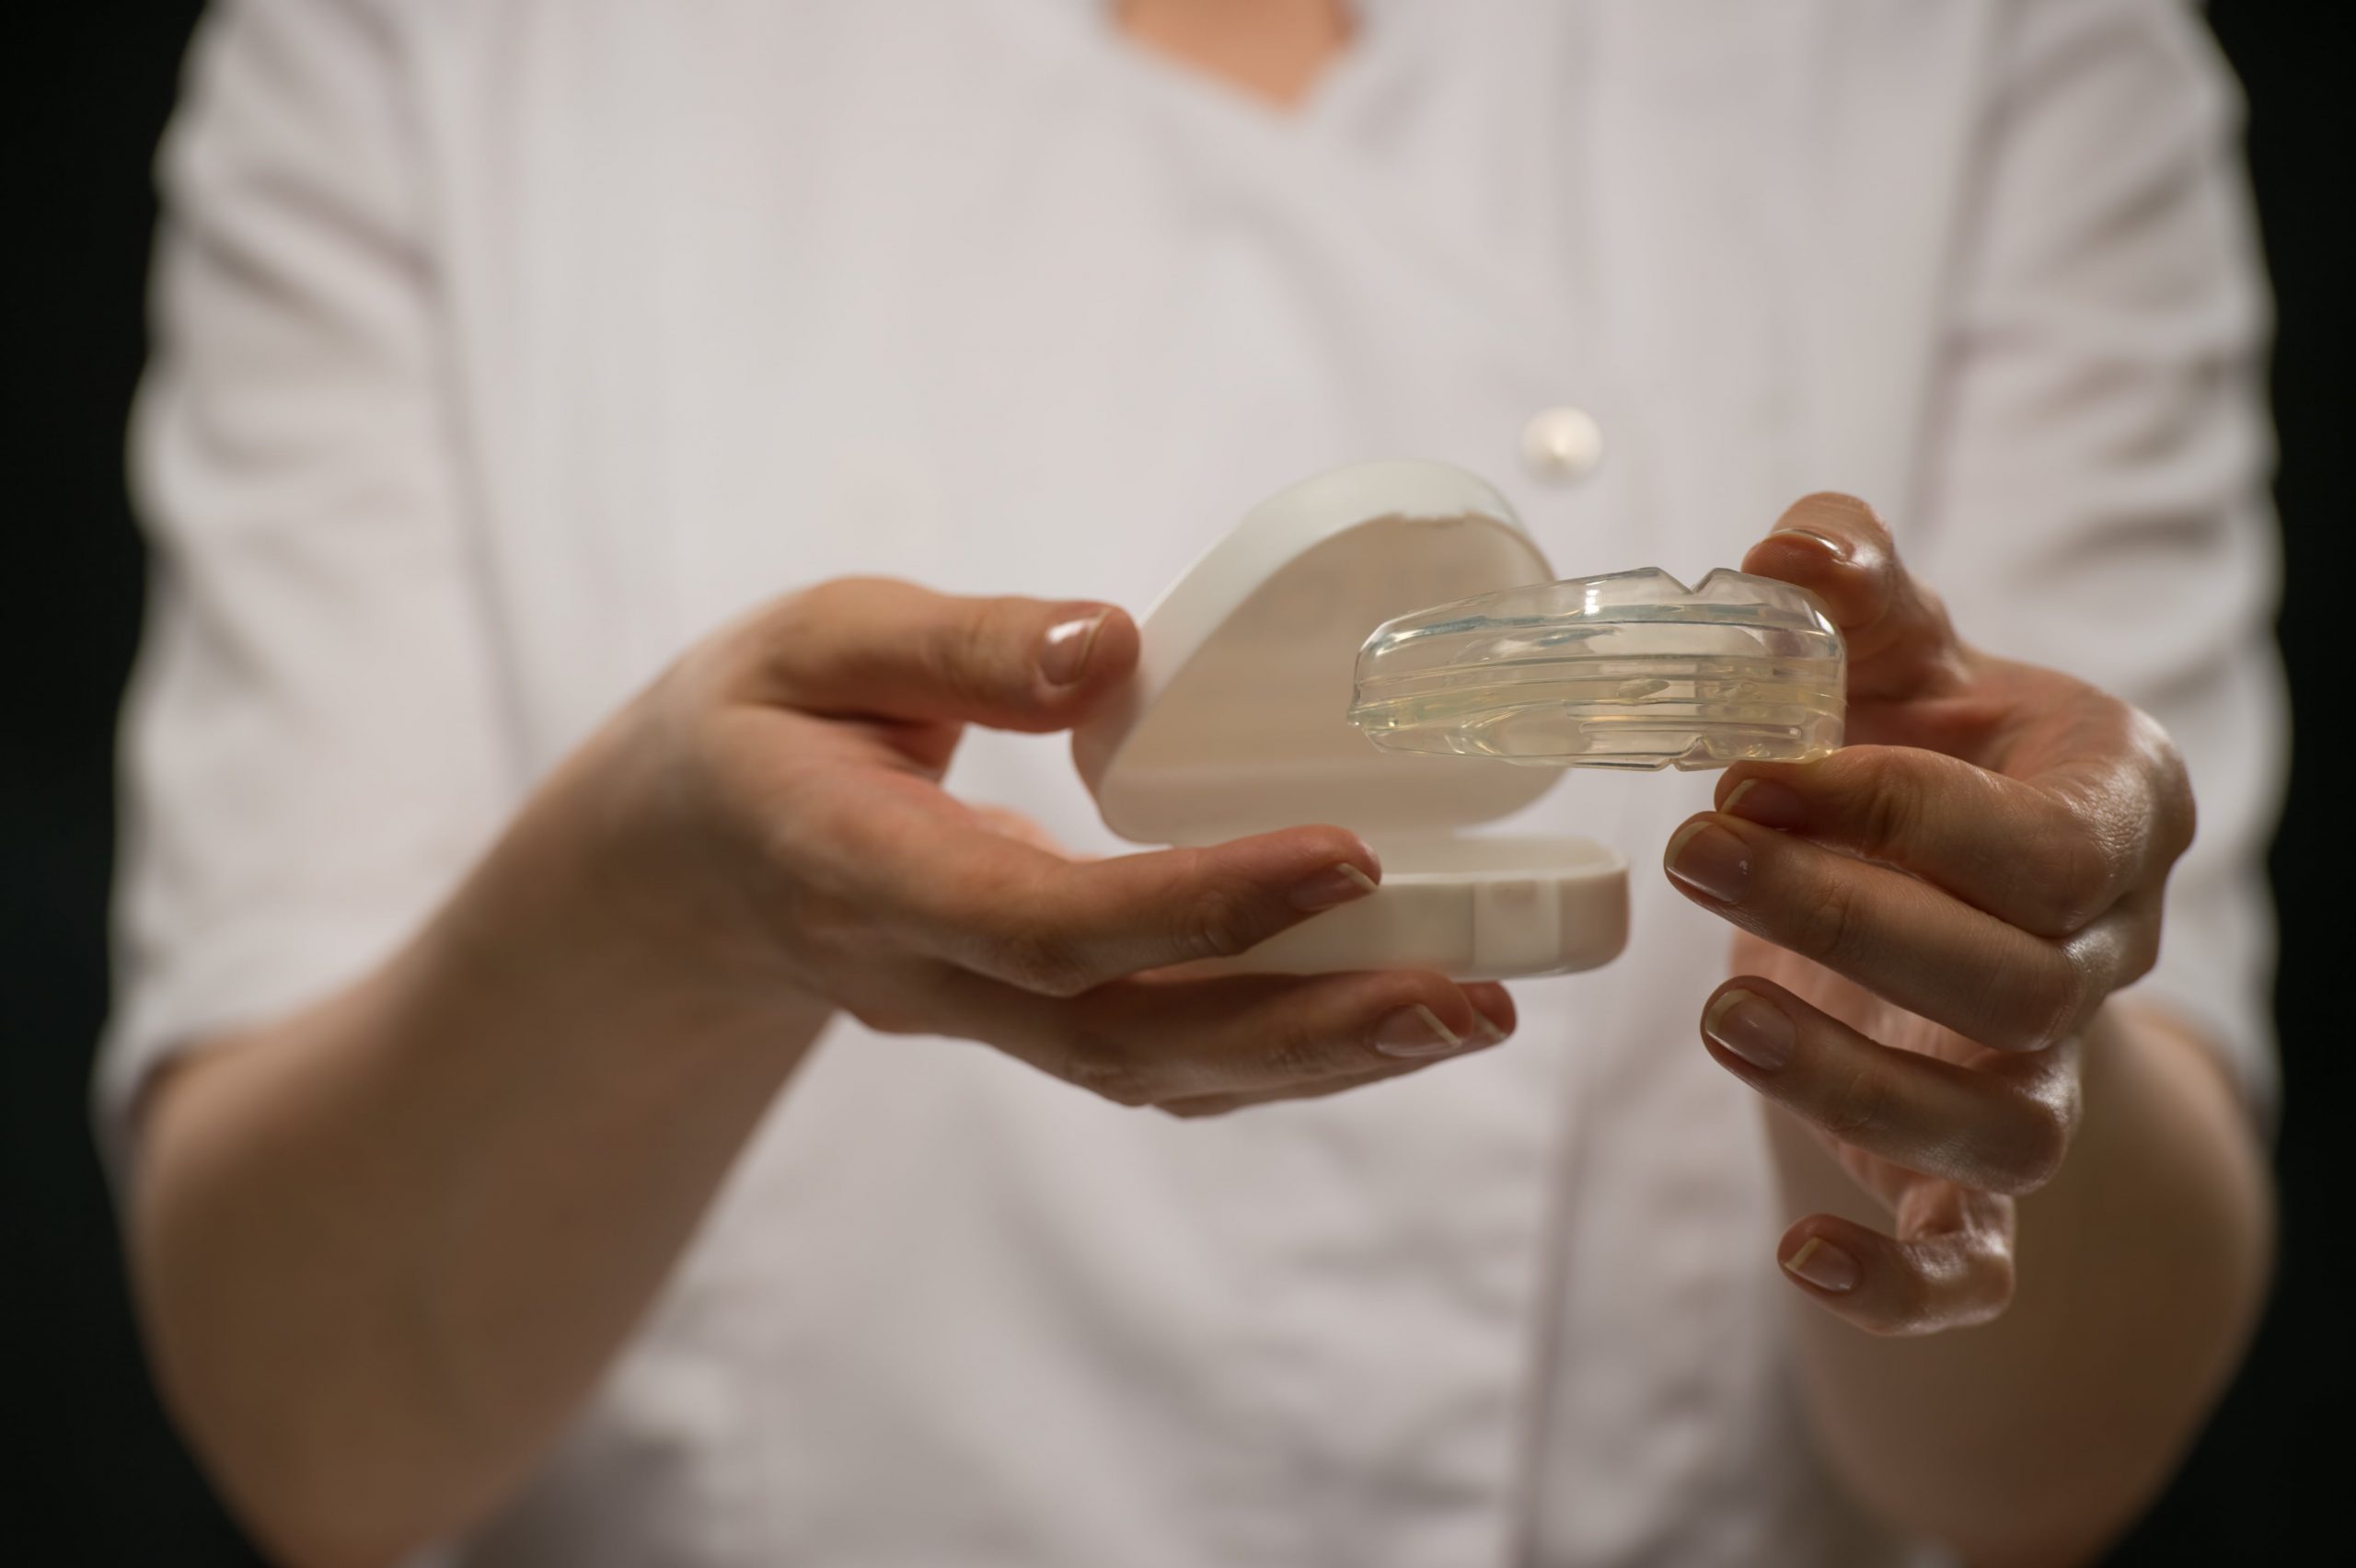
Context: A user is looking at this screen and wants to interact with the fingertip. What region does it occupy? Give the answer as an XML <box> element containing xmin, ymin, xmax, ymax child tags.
<box><xmin>1741</xmin><ymin>494</ymin><xmax>1905</xmax><ymax>635</ymax></box>
<box><xmin>1715</xmin><ymin>767</ymin><xmax>1823</xmax><ymax>837</ymax></box>
<box><xmin>1713</xmin><ymin>759</ymin><xmax>1790</xmax><ymax>810</ymax></box>
<box><xmin>1257</xmin><ymin>824</ymin><xmax>1382</xmax><ymax>884</ymax></box>
<box><xmin>1778</xmin><ymin>1223</ymin><xmax>1865</xmax><ymax>1296</ymax></box>
<box><xmin>1032</xmin><ymin>602</ymin><xmax>1138</xmax><ymax>713</ymax></box>
<box><xmin>1357</xmin><ymin>969</ymin><xmax>1489</xmax><ymax>1055</ymax></box>
<box><xmin>1461</xmin><ymin>981</ymin><xmax>1518</xmax><ymax>1041</ymax></box>
<box><xmin>1079</xmin><ymin>605</ymin><xmax>1141</xmax><ymax>686</ymax></box>
<box><xmin>1175</xmin><ymin>825</ymin><xmax>1385</xmax><ymax>928</ymax></box>
<box><xmin>1663</xmin><ymin>813</ymin><xmax>1752</xmax><ymax>906</ymax></box>
<box><xmin>1285</xmin><ymin>848</ymin><xmax>1381</xmax><ymax>914</ymax></box>
<box><xmin>1779</xmin><ymin>491</ymin><xmax>1888</xmax><ymax>553</ymax></box>
<box><xmin>1747</xmin><ymin>526</ymin><xmax>1849</xmax><ymax>577</ymax></box>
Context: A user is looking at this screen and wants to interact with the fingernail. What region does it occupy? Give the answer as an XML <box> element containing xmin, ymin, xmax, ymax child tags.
<box><xmin>1702</xmin><ymin>987</ymin><xmax>1794</xmax><ymax>1071</ymax></box>
<box><xmin>1371</xmin><ymin>1004</ymin><xmax>1465</xmax><ymax>1059</ymax></box>
<box><xmin>1462</xmin><ymin>984</ymin><xmax>1516</xmax><ymax>1046</ymax></box>
<box><xmin>1783</xmin><ymin>1236</ymin><xmax>1861</xmax><ymax>1293</ymax></box>
<box><xmin>1721</xmin><ymin>778</ymin><xmax>1808</xmax><ymax>832</ymax></box>
<box><xmin>1040</xmin><ymin>607</ymin><xmax>1110</xmax><ymax>686</ymax></box>
<box><xmin>1769</xmin><ymin>526</ymin><xmax>1851</xmax><ymax>562</ymax></box>
<box><xmin>1665</xmin><ymin>819</ymin><xmax>1751</xmax><ymax>904</ymax></box>
<box><xmin>1290</xmin><ymin>860</ymin><xmax>1380</xmax><ymax>913</ymax></box>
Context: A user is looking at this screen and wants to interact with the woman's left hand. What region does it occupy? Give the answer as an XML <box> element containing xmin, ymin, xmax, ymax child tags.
<box><xmin>1665</xmin><ymin>492</ymin><xmax>2195</xmax><ymax>1337</ymax></box>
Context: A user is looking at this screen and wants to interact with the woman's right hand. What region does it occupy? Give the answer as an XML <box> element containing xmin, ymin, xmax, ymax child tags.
<box><xmin>547</xmin><ymin>577</ymin><xmax>1514</xmax><ymax>1115</ymax></box>
<box><xmin>134</xmin><ymin>582</ymin><xmax>1516</xmax><ymax>1563</ymax></box>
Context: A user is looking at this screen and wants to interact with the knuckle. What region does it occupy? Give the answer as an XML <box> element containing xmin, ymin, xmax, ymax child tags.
<box><xmin>2117</xmin><ymin>919</ymin><xmax>2163</xmax><ymax>988</ymax></box>
<box><xmin>2122</xmin><ymin>703</ymin><xmax>2197</xmax><ymax>848</ymax></box>
<box><xmin>652</xmin><ymin>632</ymin><xmax>734</xmax><ymax>714</ymax></box>
<box><xmin>1895</xmin><ymin>1260</ymin><xmax>1959</xmax><ymax>1337</ymax></box>
<box><xmin>756</xmin><ymin>583</ymin><xmax>828</xmax><ymax>652</ymax></box>
<box><xmin>1981</xmin><ymin>1248</ymin><xmax>2021</xmax><ymax>1320</ymax></box>
<box><xmin>1258</xmin><ymin>1028</ymin><xmax>1345</xmax><ymax>1084</ymax></box>
<box><xmin>1058</xmin><ymin>1030</ymin><xmax>1157</xmax><ymax>1107</ymax></box>
<box><xmin>998</xmin><ymin>926</ymin><xmax>1097</xmax><ymax>997</ymax></box>
<box><xmin>2034</xmin><ymin>825</ymin><xmax>2118</xmax><ymax>934</ymax></box>
<box><xmin>670</xmin><ymin>702</ymin><xmax>746</xmax><ymax>806</ymax></box>
<box><xmin>2155</xmin><ymin>741</ymin><xmax>2198</xmax><ymax>860</ymax></box>
<box><xmin>1817</xmin><ymin>1057</ymin><xmax>1887</xmax><ymax>1144</ymax></box>
<box><xmin>1846</xmin><ymin>752</ymin><xmax>1919</xmax><ymax>856</ymax></box>
<box><xmin>1797</xmin><ymin>870</ymin><xmax>1872</xmax><ymax>970</ymax></box>
<box><xmin>1865</xmin><ymin>767</ymin><xmax>1922</xmax><ymax>857</ymax></box>
<box><xmin>934</xmin><ymin>600</ymin><xmax>1011</xmax><ymax>704</ymax></box>
<box><xmin>766</xmin><ymin>576</ymin><xmax>875</xmax><ymax>670</ymax></box>
<box><xmin>1791</xmin><ymin>490</ymin><xmax>1885</xmax><ymax>542</ymax></box>
<box><xmin>1177</xmin><ymin>878</ymin><xmax>1266</xmax><ymax>963</ymax></box>
<box><xmin>1914</xmin><ymin>582</ymin><xmax>1958</xmax><ymax>643</ymax></box>
<box><xmin>893</xmin><ymin>592</ymin><xmax>1017</xmax><ymax>713</ymax></box>
<box><xmin>1999</xmin><ymin>949</ymin><xmax>2089</xmax><ymax>1054</ymax></box>
<box><xmin>1994</xmin><ymin>1096</ymin><xmax>2074</xmax><ymax>1195</ymax></box>
<box><xmin>2035</xmin><ymin>774</ymin><xmax>2142</xmax><ymax>926</ymax></box>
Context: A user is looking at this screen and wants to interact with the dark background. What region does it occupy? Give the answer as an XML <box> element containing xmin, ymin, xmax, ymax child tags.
<box><xmin>6</xmin><ymin>6</ymin><xmax>2347</xmax><ymax>1562</ymax></box>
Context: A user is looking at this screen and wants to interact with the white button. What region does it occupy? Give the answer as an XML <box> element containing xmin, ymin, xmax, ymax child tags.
<box><xmin>1520</xmin><ymin>405</ymin><xmax>1604</xmax><ymax>482</ymax></box>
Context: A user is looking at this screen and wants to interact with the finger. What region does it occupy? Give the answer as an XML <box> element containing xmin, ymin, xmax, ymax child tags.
<box><xmin>1155</xmin><ymin>982</ymin><xmax>1520</xmax><ymax>1115</ymax></box>
<box><xmin>1664</xmin><ymin>810</ymin><xmax>2142</xmax><ymax>1051</ymax></box>
<box><xmin>1156</xmin><ymin>1062</ymin><xmax>1426</xmax><ymax>1117</ymax></box>
<box><xmin>799</xmin><ymin>775</ymin><xmax>1390</xmax><ymax>995</ymax></box>
<box><xmin>1740</xmin><ymin>493</ymin><xmax>1969</xmax><ymax>703</ymax></box>
<box><xmin>1712</xmin><ymin>745</ymin><xmax>2163</xmax><ymax>939</ymax></box>
<box><xmin>928</xmin><ymin>967</ymin><xmax>1514</xmax><ymax>1107</ymax></box>
<box><xmin>966</xmin><ymin>804</ymin><xmax>1076</xmax><ymax>856</ymax></box>
<box><xmin>1774</xmin><ymin>1184</ymin><xmax>2018</xmax><ymax>1336</ymax></box>
<box><xmin>919</xmin><ymin>824</ymin><xmax>1395</xmax><ymax>996</ymax></box>
<box><xmin>1698</xmin><ymin>979</ymin><xmax>2080</xmax><ymax>1194</ymax></box>
<box><xmin>730</xmin><ymin>577</ymin><xmax>1140</xmax><ymax>731</ymax></box>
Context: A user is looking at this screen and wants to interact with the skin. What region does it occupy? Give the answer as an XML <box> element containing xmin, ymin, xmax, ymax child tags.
<box><xmin>1665</xmin><ymin>494</ymin><xmax>2272</xmax><ymax>1564</ymax></box>
<box><xmin>131</xmin><ymin>9</ymin><xmax>2269</xmax><ymax>1566</ymax></box>
<box><xmin>134</xmin><ymin>504</ymin><xmax>2270</xmax><ymax>1568</ymax></box>
<box><xmin>1118</xmin><ymin>0</ymin><xmax>1355</xmax><ymax>108</ymax></box>
<box><xmin>134</xmin><ymin>582</ymin><xmax>1515</xmax><ymax>1568</ymax></box>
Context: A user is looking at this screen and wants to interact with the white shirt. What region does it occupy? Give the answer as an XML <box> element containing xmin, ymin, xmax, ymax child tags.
<box><xmin>103</xmin><ymin>2</ymin><xmax>2283</xmax><ymax>1563</ymax></box>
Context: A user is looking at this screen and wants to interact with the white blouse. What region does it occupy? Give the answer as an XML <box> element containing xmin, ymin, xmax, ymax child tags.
<box><xmin>104</xmin><ymin>2</ymin><xmax>2283</xmax><ymax>1563</ymax></box>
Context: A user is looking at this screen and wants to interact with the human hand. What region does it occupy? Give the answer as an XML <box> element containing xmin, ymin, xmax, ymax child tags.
<box><xmin>1661</xmin><ymin>495</ymin><xmax>2193</xmax><ymax>1334</ymax></box>
<box><xmin>580</xmin><ymin>578</ymin><xmax>1512</xmax><ymax>1114</ymax></box>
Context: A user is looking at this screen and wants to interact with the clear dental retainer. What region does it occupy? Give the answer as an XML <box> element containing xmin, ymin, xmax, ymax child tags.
<box><xmin>1348</xmin><ymin>569</ymin><xmax>1845</xmax><ymax>770</ymax></box>
<box><xmin>1070</xmin><ymin>459</ymin><xmax>1846</xmax><ymax>980</ymax></box>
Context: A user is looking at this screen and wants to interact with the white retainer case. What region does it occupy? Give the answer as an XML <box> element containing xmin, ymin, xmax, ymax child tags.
<box><xmin>1071</xmin><ymin>460</ymin><xmax>1844</xmax><ymax>980</ymax></box>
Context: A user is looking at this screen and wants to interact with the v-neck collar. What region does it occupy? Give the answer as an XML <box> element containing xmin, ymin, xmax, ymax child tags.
<box><xmin>1009</xmin><ymin>0</ymin><xmax>1609</xmax><ymax>433</ymax></box>
<box><xmin>1068</xmin><ymin>0</ymin><xmax>1395</xmax><ymax>144</ymax></box>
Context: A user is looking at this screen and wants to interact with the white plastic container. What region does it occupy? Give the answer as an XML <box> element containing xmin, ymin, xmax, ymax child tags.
<box><xmin>1071</xmin><ymin>460</ymin><xmax>1629</xmax><ymax>980</ymax></box>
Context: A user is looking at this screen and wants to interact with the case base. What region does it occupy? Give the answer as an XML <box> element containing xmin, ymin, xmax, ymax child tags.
<box><xmin>1207</xmin><ymin>834</ymin><xmax>1628</xmax><ymax>979</ymax></box>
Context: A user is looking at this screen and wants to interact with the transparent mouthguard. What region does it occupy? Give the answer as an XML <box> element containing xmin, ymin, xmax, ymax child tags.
<box><xmin>1348</xmin><ymin>568</ymin><xmax>1844</xmax><ymax>770</ymax></box>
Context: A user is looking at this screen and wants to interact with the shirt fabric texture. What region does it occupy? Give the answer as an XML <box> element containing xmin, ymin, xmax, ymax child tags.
<box><xmin>103</xmin><ymin>2</ymin><xmax>2284</xmax><ymax>1563</ymax></box>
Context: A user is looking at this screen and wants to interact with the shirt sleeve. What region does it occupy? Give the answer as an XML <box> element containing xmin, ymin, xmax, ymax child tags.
<box><xmin>1909</xmin><ymin>0</ymin><xmax>2285</xmax><ymax>1122</ymax></box>
<box><xmin>97</xmin><ymin>0</ymin><xmax>514</xmax><ymax>1179</ymax></box>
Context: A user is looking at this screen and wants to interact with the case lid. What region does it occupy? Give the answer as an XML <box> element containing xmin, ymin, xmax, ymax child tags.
<box><xmin>1074</xmin><ymin>461</ymin><xmax>1559</xmax><ymax>846</ymax></box>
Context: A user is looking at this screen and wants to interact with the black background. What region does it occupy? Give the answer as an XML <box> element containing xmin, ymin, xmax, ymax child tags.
<box><xmin>6</xmin><ymin>6</ymin><xmax>2347</xmax><ymax>1562</ymax></box>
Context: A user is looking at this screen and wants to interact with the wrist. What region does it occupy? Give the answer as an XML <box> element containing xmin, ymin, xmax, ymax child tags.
<box><xmin>435</xmin><ymin>716</ymin><xmax>836</xmax><ymax>1058</ymax></box>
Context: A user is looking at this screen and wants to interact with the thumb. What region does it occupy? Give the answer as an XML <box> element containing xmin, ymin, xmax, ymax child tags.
<box><xmin>730</xmin><ymin>577</ymin><xmax>1139</xmax><ymax>732</ymax></box>
<box><xmin>1741</xmin><ymin>492</ymin><xmax>1970</xmax><ymax>703</ymax></box>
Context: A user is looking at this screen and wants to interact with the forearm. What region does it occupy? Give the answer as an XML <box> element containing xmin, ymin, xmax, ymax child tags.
<box><xmin>1770</xmin><ymin>1003</ymin><xmax>2273</xmax><ymax>1563</ymax></box>
<box><xmin>130</xmin><ymin>742</ymin><xmax>830</xmax><ymax>1568</ymax></box>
